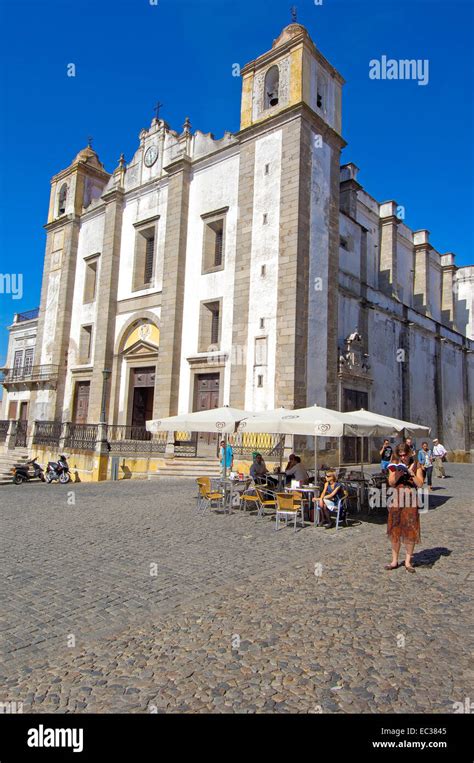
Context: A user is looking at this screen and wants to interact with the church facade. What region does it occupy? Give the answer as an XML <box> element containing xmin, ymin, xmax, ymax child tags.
<box><xmin>2</xmin><ymin>23</ymin><xmax>474</xmax><ymax>461</ymax></box>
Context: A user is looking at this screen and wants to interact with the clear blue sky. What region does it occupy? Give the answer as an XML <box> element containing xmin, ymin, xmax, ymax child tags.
<box><xmin>0</xmin><ymin>0</ymin><xmax>473</xmax><ymax>367</ymax></box>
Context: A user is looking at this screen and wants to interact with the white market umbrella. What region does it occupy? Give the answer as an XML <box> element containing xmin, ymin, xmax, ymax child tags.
<box><xmin>239</xmin><ymin>405</ymin><xmax>389</xmax><ymax>480</ymax></box>
<box><xmin>146</xmin><ymin>405</ymin><xmax>252</xmax><ymax>435</ymax></box>
<box><xmin>349</xmin><ymin>409</ymin><xmax>431</xmax><ymax>438</ymax></box>
<box><xmin>146</xmin><ymin>405</ymin><xmax>253</xmax><ymax>479</ymax></box>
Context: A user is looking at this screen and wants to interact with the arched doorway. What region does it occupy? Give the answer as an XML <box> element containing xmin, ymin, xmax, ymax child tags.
<box><xmin>115</xmin><ymin>319</ymin><xmax>160</xmax><ymax>428</ymax></box>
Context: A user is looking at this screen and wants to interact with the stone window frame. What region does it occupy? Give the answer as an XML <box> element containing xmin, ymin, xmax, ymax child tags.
<box><xmin>201</xmin><ymin>207</ymin><xmax>229</xmax><ymax>275</ymax></box>
<box><xmin>79</xmin><ymin>324</ymin><xmax>93</xmax><ymax>364</ymax></box>
<box><xmin>254</xmin><ymin>335</ymin><xmax>268</xmax><ymax>367</ymax></box>
<box><xmin>83</xmin><ymin>253</ymin><xmax>100</xmax><ymax>304</ymax></box>
<box><xmin>198</xmin><ymin>298</ymin><xmax>222</xmax><ymax>353</ymax></box>
<box><xmin>132</xmin><ymin>215</ymin><xmax>160</xmax><ymax>292</ymax></box>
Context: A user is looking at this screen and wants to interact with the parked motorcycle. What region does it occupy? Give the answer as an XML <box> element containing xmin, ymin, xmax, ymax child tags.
<box><xmin>11</xmin><ymin>457</ymin><xmax>45</xmax><ymax>485</ymax></box>
<box><xmin>45</xmin><ymin>455</ymin><xmax>71</xmax><ymax>484</ymax></box>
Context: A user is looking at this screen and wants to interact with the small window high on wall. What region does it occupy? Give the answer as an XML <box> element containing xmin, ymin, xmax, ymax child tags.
<box><xmin>264</xmin><ymin>65</ymin><xmax>280</xmax><ymax>109</ymax></box>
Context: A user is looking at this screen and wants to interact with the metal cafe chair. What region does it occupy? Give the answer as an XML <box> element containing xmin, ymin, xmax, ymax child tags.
<box><xmin>275</xmin><ymin>492</ymin><xmax>304</xmax><ymax>532</ymax></box>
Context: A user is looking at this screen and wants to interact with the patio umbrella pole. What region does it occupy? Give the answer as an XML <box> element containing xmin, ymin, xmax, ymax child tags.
<box><xmin>314</xmin><ymin>435</ymin><xmax>318</xmax><ymax>483</ymax></box>
<box><xmin>360</xmin><ymin>436</ymin><xmax>364</xmax><ymax>476</ymax></box>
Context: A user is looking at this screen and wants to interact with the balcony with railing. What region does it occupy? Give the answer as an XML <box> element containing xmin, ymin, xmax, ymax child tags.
<box><xmin>0</xmin><ymin>365</ymin><xmax>59</xmax><ymax>385</ymax></box>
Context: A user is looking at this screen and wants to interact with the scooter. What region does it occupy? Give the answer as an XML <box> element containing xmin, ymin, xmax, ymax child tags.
<box><xmin>11</xmin><ymin>457</ymin><xmax>45</xmax><ymax>485</ymax></box>
<box><xmin>45</xmin><ymin>455</ymin><xmax>71</xmax><ymax>484</ymax></box>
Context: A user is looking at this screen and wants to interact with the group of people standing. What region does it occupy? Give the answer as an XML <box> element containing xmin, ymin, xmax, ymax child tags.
<box><xmin>379</xmin><ymin>437</ymin><xmax>448</xmax><ymax>488</ymax></box>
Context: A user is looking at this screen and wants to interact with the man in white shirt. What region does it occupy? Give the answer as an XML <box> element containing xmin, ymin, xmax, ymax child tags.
<box><xmin>432</xmin><ymin>439</ymin><xmax>447</xmax><ymax>478</ymax></box>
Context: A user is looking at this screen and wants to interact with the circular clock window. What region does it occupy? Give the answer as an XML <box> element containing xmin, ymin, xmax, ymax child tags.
<box><xmin>144</xmin><ymin>145</ymin><xmax>158</xmax><ymax>167</ymax></box>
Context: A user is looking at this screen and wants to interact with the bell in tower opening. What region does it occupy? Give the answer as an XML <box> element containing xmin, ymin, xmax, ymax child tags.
<box><xmin>264</xmin><ymin>65</ymin><xmax>280</xmax><ymax>108</ymax></box>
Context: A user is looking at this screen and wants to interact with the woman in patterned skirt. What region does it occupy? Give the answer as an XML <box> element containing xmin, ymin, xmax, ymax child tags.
<box><xmin>385</xmin><ymin>443</ymin><xmax>424</xmax><ymax>573</ymax></box>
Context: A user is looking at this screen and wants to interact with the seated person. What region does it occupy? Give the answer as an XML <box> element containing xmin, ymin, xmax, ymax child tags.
<box><xmin>285</xmin><ymin>455</ymin><xmax>309</xmax><ymax>484</ymax></box>
<box><xmin>250</xmin><ymin>453</ymin><xmax>268</xmax><ymax>484</ymax></box>
<box><xmin>314</xmin><ymin>470</ymin><xmax>344</xmax><ymax>528</ymax></box>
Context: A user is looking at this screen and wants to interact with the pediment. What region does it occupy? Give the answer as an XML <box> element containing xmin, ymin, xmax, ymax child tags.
<box><xmin>122</xmin><ymin>339</ymin><xmax>159</xmax><ymax>358</ymax></box>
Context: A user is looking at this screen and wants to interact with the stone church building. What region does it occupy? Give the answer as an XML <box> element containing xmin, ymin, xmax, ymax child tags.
<box><xmin>2</xmin><ymin>22</ymin><xmax>474</xmax><ymax>465</ymax></box>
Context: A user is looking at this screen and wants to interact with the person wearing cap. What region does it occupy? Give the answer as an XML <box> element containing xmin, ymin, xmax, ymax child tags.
<box><xmin>432</xmin><ymin>439</ymin><xmax>447</xmax><ymax>479</ymax></box>
<box><xmin>250</xmin><ymin>453</ymin><xmax>268</xmax><ymax>484</ymax></box>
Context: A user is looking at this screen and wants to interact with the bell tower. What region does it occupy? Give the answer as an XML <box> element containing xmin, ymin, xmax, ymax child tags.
<box><xmin>240</xmin><ymin>23</ymin><xmax>343</xmax><ymax>136</ymax></box>
<box><xmin>231</xmin><ymin>23</ymin><xmax>346</xmax><ymax>412</ymax></box>
<box><xmin>31</xmin><ymin>145</ymin><xmax>110</xmax><ymax>421</ymax></box>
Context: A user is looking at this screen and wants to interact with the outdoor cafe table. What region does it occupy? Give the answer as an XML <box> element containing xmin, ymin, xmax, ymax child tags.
<box><xmin>216</xmin><ymin>477</ymin><xmax>251</xmax><ymax>513</ymax></box>
<box><xmin>286</xmin><ymin>486</ymin><xmax>321</xmax><ymax>526</ymax></box>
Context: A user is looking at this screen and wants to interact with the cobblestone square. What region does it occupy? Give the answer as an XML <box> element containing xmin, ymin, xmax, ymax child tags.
<box><xmin>1</xmin><ymin>465</ymin><xmax>472</xmax><ymax>714</ymax></box>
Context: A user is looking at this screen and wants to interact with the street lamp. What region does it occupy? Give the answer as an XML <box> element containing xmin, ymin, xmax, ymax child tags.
<box><xmin>100</xmin><ymin>369</ymin><xmax>111</xmax><ymax>425</ymax></box>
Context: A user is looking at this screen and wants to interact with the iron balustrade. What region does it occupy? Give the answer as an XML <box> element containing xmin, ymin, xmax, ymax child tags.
<box><xmin>64</xmin><ymin>423</ymin><xmax>98</xmax><ymax>451</ymax></box>
<box><xmin>15</xmin><ymin>420</ymin><xmax>28</xmax><ymax>448</ymax></box>
<box><xmin>106</xmin><ymin>425</ymin><xmax>167</xmax><ymax>454</ymax></box>
<box><xmin>0</xmin><ymin>420</ymin><xmax>9</xmax><ymax>443</ymax></box>
<box><xmin>33</xmin><ymin>421</ymin><xmax>63</xmax><ymax>447</ymax></box>
<box><xmin>174</xmin><ymin>432</ymin><xmax>198</xmax><ymax>457</ymax></box>
<box><xmin>0</xmin><ymin>365</ymin><xmax>59</xmax><ymax>384</ymax></box>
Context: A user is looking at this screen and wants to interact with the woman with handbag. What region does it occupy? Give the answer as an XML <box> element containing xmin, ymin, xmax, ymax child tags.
<box><xmin>417</xmin><ymin>441</ymin><xmax>433</xmax><ymax>491</ymax></box>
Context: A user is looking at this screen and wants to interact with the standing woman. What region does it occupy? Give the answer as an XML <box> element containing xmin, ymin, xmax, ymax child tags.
<box><xmin>385</xmin><ymin>443</ymin><xmax>424</xmax><ymax>573</ymax></box>
<box><xmin>418</xmin><ymin>441</ymin><xmax>433</xmax><ymax>491</ymax></box>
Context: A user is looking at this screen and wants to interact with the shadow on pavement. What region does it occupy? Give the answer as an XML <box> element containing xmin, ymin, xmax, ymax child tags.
<box><xmin>412</xmin><ymin>546</ymin><xmax>452</xmax><ymax>568</ymax></box>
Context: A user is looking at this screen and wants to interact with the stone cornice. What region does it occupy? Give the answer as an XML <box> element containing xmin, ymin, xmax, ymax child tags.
<box><xmin>44</xmin><ymin>214</ymin><xmax>80</xmax><ymax>232</ymax></box>
<box><xmin>162</xmin><ymin>155</ymin><xmax>193</xmax><ymax>177</ymax></box>
<box><xmin>101</xmin><ymin>186</ymin><xmax>125</xmax><ymax>204</ymax></box>
<box><xmin>237</xmin><ymin>101</ymin><xmax>346</xmax><ymax>151</ymax></box>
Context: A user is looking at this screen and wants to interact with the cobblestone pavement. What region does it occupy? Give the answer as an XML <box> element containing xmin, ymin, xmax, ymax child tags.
<box><xmin>0</xmin><ymin>465</ymin><xmax>472</xmax><ymax>713</ymax></box>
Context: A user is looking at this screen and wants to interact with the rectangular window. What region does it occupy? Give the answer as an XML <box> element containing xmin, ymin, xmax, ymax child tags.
<box><xmin>257</xmin><ymin>374</ymin><xmax>263</xmax><ymax>388</ymax></box>
<box><xmin>201</xmin><ymin>208</ymin><xmax>228</xmax><ymax>273</ymax></box>
<box><xmin>264</xmin><ymin>164</ymin><xmax>270</xmax><ymax>175</ymax></box>
<box><xmin>144</xmin><ymin>234</ymin><xmax>155</xmax><ymax>284</ymax></box>
<box><xmin>24</xmin><ymin>348</ymin><xmax>34</xmax><ymax>375</ymax></box>
<box><xmin>198</xmin><ymin>300</ymin><xmax>221</xmax><ymax>352</ymax></box>
<box><xmin>133</xmin><ymin>224</ymin><xmax>157</xmax><ymax>290</ymax></box>
<box><xmin>79</xmin><ymin>325</ymin><xmax>93</xmax><ymax>364</ymax></box>
<box><xmin>255</xmin><ymin>337</ymin><xmax>267</xmax><ymax>366</ymax></box>
<box><xmin>83</xmin><ymin>255</ymin><xmax>99</xmax><ymax>303</ymax></box>
<box><xmin>13</xmin><ymin>350</ymin><xmax>23</xmax><ymax>379</ymax></box>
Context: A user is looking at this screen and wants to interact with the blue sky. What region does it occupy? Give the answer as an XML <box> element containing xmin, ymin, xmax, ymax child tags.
<box><xmin>0</xmin><ymin>0</ymin><xmax>473</xmax><ymax>367</ymax></box>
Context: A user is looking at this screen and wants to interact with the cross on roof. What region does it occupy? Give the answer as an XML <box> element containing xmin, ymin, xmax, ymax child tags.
<box><xmin>87</xmin><ymin>136</ymin><xmax>93</xmax><ymax>148</ymax></box>
<box><xmin>290</xmin><ymin>5</ymin><xmax>297</xmax><ymax>22</ymax></box>
<box><xmin>153</xmin><ymin>101</ymin><xmax>163</xmax><ymax>120</ymax></box>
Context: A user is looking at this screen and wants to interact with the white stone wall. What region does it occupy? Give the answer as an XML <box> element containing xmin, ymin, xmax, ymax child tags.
<box><xmin>244</xmin><ymin>132</ymin><xmax>282</xmax><ymax>411</ymax></box>
<box><xmin>62</xmin><ymin>212</ymin><xmax>105</xmax><ymax>415</ymax></box>
<box><xmin>178</xmin><ymin>152</ymin><xmax>240</xmax><ymax>412</ymax></box>
<box><xmin>117</xmin><ymin>184</ymin><xmax>168</xmax><ymax>300</ymax></box>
